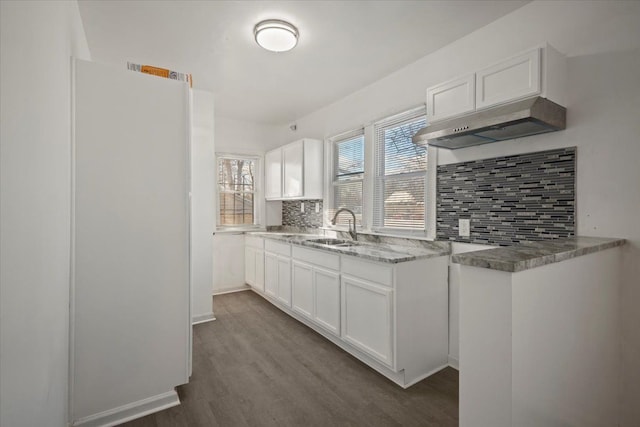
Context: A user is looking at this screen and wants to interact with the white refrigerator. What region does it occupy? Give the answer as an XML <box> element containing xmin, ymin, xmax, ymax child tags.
<box><xmin>70</xmin><ymin>58</ymin><xmax>191</xmax><ymax>426</ymax></box>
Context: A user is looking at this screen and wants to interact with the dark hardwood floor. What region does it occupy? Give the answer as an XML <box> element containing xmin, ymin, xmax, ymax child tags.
<box><xmin>121</xmin><ymin>290</ymin><xmax>459</xmax><ymax>427</ymax></box>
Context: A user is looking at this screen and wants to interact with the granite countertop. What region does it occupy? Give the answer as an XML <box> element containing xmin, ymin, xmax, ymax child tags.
<box><xmin>248</xmin><ymin>232</ymin><xmax>450</xmax><ymax>264</ymax></box>
<box><xmin>451</xmin><ymin>236</ymin><xmax>625</xmax><ymax>273</ymax></box>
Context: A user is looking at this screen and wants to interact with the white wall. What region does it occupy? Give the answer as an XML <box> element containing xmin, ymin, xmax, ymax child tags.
<box><xmin>278</xmin><ymin>1</ymin><xmax>640</xmax><ymax>140</ymax></box>
<box><xmin>0</xmin><ymin>2</ymin><xmax>90</xmax><ymax>426</ymax></box>
<box><xmin>215</xmin><ymin>115</ymin><xmax>283</xmax><ymax>154</ymax></box>
<box><xmin>191</xmin><ymin>90</ymin><xmax>215</xmax><ymax>322</ymax></box>
<box><xmin>212</xmin><ymin>233</ymin><xmax>248</xmax><ymax>294</ymax></box>
<box><xmin>279</xmin><ymin>2</ymin><xmax>640</xmax><ymax>424</ymax></box>
<box><xmin>212</xmin><ymin>117</ymin><xmax>283</xmax><ymax>294</ymax></box>
<box><xmin>215</xmin><ymin>115</ymin><xmax>284</xmax><ymax>226</ymax></box>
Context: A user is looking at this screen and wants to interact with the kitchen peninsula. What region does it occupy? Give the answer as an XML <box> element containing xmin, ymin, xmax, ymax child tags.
<box><xmin>454</xmin><ymin>236</ymin><xmax>625</xmax><ymax>426</ymax></box>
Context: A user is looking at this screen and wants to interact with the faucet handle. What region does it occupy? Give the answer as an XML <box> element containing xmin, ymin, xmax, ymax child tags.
<box><xmin>348</xmin><ymin>219</ymin><xmax>357</xmax><ymax>241</ymax></box>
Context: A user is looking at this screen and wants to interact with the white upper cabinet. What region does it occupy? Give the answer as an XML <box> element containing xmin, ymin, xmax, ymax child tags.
<box><xmin>283</xmin><ymin>141</ymin><xmax>304</xmax><ymax>198</ymax></box>
<box><xmin>426</xmin><ymin>44</ymin><xmax>567</xmax><ymax>123</ymax></box>
<box><xmin>476</xmin><ymin>48</ymin><xmax>541</xmax><ymax>109</ymax></box>
<box><xmin>426</xmin><ymin>73</ymin><xmax>475</xmax><ymax>123</ymax></box>
<box><xmin>265</xmin><ymin>149</ymin><xmax>282</xmax><ymax>199</ymax></box>
<box><xmin>265</xmin><ymin>139</ymin><xmax>323</xmax><ymax>200</ymax></box>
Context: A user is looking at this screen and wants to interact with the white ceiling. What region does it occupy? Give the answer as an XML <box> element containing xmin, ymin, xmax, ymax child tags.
<box><xmin>78</xmin><ymin>0</ymin><xmax>529</xmax><ymax>125</ymax></box>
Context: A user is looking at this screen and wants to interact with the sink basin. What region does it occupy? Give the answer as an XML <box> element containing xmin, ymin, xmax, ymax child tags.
<box><xmin>307</xmin><ymin>238</ymin><xmax>358</xmax><ymax>247</ymax></box>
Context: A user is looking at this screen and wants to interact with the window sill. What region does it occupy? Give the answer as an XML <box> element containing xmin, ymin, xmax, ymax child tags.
<box><xmin>214</xmin><ymin>226</ymin><xmax>266</xmax><ymax>235</ymax></box>
<box><xmin>321</xmin><ymin>226</ymin><xmax>435</xmax><ymax>242</ymax></box>
<box><xmin>369</xmin><ymin>229</ymin><xmax>434</xmax><ymax>241</ymax></box>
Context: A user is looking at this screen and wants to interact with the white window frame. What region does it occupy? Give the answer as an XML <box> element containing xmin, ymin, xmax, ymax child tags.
<box><xmin>215</xmin><ymin>153</ymin><xmax>263</xmax><ymax>231</ymax></box>
<box><xmin>324</xmin><ymin>128</ymin><xmax>365</xmax><ymax>230</ymax></box>
<box><xmin>371</xmin><ymin>106</ymin><xmax>437</xmax><ymax>239</ymax></box>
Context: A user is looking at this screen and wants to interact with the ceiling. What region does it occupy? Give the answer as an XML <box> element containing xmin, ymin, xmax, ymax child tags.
<box><xmin>78</xmin><ymin>0</ymin><xmax>529</xmax><ymax>125</ymax></box>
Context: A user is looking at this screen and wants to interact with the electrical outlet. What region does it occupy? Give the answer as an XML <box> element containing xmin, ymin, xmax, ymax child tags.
<box><xmin>459</xmin><ymin>219</ymin><xmax>470</xmax><ymax>237</ymax></box>
<box><xmin>300</xmin><ymin>202</ymin><xmax>305</xmax><ymax>213</ymax></box>
<box><xmin>315</xmin><ymin>202</ymin><xmax>320</xmax><ymax>213</ymax></box>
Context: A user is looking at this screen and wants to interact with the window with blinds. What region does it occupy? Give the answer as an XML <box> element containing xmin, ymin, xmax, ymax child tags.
<box><xmin>217</xmin><ymin>156</ymin><xmax>258</xmax><ymax>227</ymax></box>
<box><xmin>330</xmin><ymin>131</ymin><xmax>364</xmax><ymax>226</ymax></box>
<box><xmin>373</xmin><ymin>107</ymin><xmax>427</xmax><ymax>230</ymax></box>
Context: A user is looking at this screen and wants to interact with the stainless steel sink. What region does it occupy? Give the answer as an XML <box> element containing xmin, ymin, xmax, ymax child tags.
<box><xmin>307</xmin><ymin>238</ymin><xmax>358</xmax><ymax>247</ymax></box>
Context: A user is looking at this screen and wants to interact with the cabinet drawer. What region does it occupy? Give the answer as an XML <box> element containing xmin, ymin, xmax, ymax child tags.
<box><xmin>245</xmin><ymin>235</ymin><xmax>264</xmax><ymax>249</ymax></box>
<box><xmin>341</xmin><ymin>256</ymin><xmax>393</xmax><ymax>287</ymax></box>
<box><xmin>292</xmin><ymin>246</ymin><xmax>340</xmax><ymax>271</ymax></box>
<box><xmin>265</xmin><ymin>239</ymin><xmax>291</xmax><ymax>256</ymax></box>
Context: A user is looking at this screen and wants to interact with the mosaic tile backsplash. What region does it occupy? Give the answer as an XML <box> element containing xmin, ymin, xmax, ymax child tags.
<box><xmin>282</xmin><ymin>200</ymin><xmax>323</xmax><ymax>228</ymax></box>
<box><xmin>437</xmin><ymin>147</ymin><xmax>576</xmax><ymax>245</ymax></box>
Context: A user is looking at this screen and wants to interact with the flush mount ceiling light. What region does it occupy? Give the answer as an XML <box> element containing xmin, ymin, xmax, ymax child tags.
<box><xmin>254</xmin><ymin>19</ymin><xmax>298</xmax><ymax>52</ymax></box>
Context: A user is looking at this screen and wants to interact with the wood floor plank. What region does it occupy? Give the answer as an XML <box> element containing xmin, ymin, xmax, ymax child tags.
<box><xmin>120</xmin><ymin>290</ymin><xmax>458</xmax><ymax>426</ymax></box>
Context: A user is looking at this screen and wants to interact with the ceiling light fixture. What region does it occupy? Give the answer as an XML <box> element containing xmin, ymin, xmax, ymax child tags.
<box><xmin>254</xmin><ymin>19</ymin><xmax>298</xmax><ymax>52</ymax></box>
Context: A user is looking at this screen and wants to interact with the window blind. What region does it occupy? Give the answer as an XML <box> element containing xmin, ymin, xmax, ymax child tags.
<box><xmin>218</xmin><ymin>157</ymin><xmax>257</xmax><ymax>227</ymax></box>
<box><xmin>373</xmin><ymin>107</ymin><xmax>427</xmax><ymax>230</ymax></box>
<box><xmin>330</xmin><ymin>130</ymin><xmax>364</xmax><ymax>226</ymax></box>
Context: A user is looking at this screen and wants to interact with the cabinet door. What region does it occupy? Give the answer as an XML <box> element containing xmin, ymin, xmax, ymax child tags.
<box><xmin>282</xmin><ymin>141</ymin><xmax>304</xmax><ymax>198</ymax></box>
<box><xmin>341</xmin><ymin>275</ymin><xmax>394</xmax><ymax>367</ymax></box>
<box><xmin>314</xmin><ymin>267</ymin><xmax>341</xmax><ymax>336</ymax></box>
<box><xmin>302</xmin><ymin>139</ymin><xmax>324</xmax><ymax>199</ymax></box>
<box><xmin>245</xmin><ymin>246</ymin><xmax>256</xmax><ymax>286</ymax></box>
<box><xmin>292</xmin><ymin>261</ymin><xmax>314</xmax><ymax>319</ymax></box>
<box><xmin>277</xmin><ymin>256</ymin><xmax>292</xmax><ymax>307</ymax></box>
<box><xmin>264</xmin><ymin>252</ymin><xmax>278</xmax><ymax>298</ymax></box>
<box><xmin>254</xmin><ymin>250</ymin><xmax>265</xmax><ymax>292</ymax></box>
<box><xmin>476</xmin><ymin>48</ymin><xmax>541</xmax><ymax>109</ymax></box>
<box><xmin>265</xmin><ymin>149</ymin><xmax>282</xmax><ymax>199</ymax></box>
<box><xmin>426</xmin><ymin>73</ymin><xmax>475</xmax><ymax>122</ymax></box>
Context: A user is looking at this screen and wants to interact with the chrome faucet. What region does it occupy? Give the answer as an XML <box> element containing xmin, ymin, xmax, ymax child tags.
<box><xmin>331</xmin><ymin>208</ymin><xmax>357</xmax><ymax>241</ymax></box>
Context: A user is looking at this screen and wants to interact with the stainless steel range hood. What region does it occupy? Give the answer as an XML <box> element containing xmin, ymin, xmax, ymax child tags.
<box><xmin>412</xmin><ymin>97</ymin><xmax>566</xmax><ymax>150</ymax></box>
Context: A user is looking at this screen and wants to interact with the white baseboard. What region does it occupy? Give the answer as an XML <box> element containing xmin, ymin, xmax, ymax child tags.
<box><xmin>404</xmin><ymin>364</ymin><xmax>449</xmax><ymax>388</ymax></box>
<box><xmin>212</xmin><ymin>286</ymin><xmax>250</xmax><ymax>296</ymax></box>
<box><xmin>448</xmin><ymin>356</ymin><xmax>459</xmax><ymax>370</ymax></box>
<box><xmin>192</xmin><ymin>312</ymin><xmax>216</xmax><ymax>325</ymax></box>
<box><xmin>72</xmin><ymin>390</ymin><xmax>180</xmax><ymax>427</ymax></box>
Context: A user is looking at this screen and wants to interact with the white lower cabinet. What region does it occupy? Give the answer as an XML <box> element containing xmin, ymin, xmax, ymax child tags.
<box><xmin>264</xmin><ymin>251</ymin><xmax>292</xmax><ymax>306</ymax></box>
<box><xmin>264</xmin><ymin>252</ymin><xmax>278</xmax><ymax>298</ymax></box>
<box><xmin>291</xmin><ymin>246</ymin><xmax>341</xmax><ymax>336</ymax></box>
<box><xmin>341</xmin><ymin>275</ymin><xmax>393</xmax><ymax>367</ymax></box>
<box><xmin>247</xmin><ymin>236</ymin><xmax>449</xmax><ymax>388</ymax></box>
<box><xmin>292</xmin><ymin>261</ymin><xmax>314</xmax><ymax>318</ymax></box>
<box><xmin>255</xmin><ymin>249</ymin><xmax>264</xmax><ymax>291</ymax></box>
<box><xmin>245</xmin><ymin>236</ymin><xmax>264</xmax><ymax>292</ymax></box>
<box><xmin>263</xmin><ymin>239</ymin><xmax>292</xmax><ymax>306</ymax></box>
<box><xmin>264</xmin><ymin>251</ymin><xmax>290</xmax><ymax>304</ymax></box>
<box><xmin>276</xmin><ymin>256</ymin><xmax>292</xmax><ymax>307</ymax></box>
<box><xmin>313</xmin><ymin>267</ymin><xmax>340</xmax><ymax>336</ymax></box>
<box><xmin>245</xmin><ymin>246</ymin><xmax>256</xmax><ymax>286</ymax></box>
<box><xmin>292</xmin><ymin>256</ymin><xmax>341</xmax><ymax>336</ymax></box>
